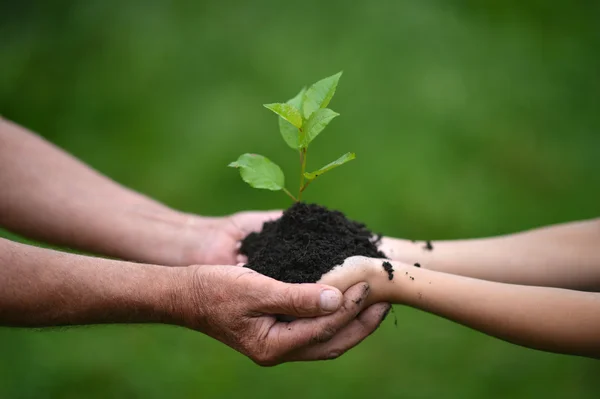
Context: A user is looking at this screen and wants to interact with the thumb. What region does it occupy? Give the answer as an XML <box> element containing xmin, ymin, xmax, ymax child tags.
<box><xmin>259</xmin><ymin>282</ymin><xmax>343</xmax><ymax>318</ymax></box>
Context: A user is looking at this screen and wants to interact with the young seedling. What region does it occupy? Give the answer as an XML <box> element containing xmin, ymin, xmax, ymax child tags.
<box><xmin>228</xmin><ymin>71</ymin><xmax>355</xmax><ymax>202</ymax></box>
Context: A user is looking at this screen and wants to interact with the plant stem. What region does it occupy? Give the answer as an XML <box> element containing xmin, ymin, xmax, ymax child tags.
<box><xmin>298</xmin><ymin>147</ymin><xmax>307</xmax><ymax>201</ymax></box>
<box><xmin>282</xmin><ymin>187</ymin><xmax>298</xmax><ymax>202</ymax></box>
<box><xmin>300</xmin><ymin>179</ymin><xmax>313</xmax><ymax>193</ymax></box>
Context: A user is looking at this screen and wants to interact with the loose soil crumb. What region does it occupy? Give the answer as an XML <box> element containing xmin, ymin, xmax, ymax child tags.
<box><xmin>414</xmin><ymin>262</ymin><xmax>421</xmax><ymax>268</ymax></box>
<box><xmin>241</xmin><ymin>202</ymin><xmax>387</xmax><ymax>283</ymax></box>
<box><xmin>423</xmin><ymin>240</ymin><xmax>434</xmax><ymax>251</ymax></box>
<box><xmin>382</xmin><ymin>261</ymin><xmax>394</xmax><ymax>280</ymax></box>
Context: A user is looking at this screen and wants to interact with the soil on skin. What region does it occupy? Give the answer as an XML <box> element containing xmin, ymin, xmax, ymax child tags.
<box><xmin>241</xmin><ymin>202</ymin><xmax>387</xmax><ymax>283</ymax></box>
<box><xmin>382</xmin><ymin>261</ymin><xmax>394</xmax><ymax>280</ymax></box>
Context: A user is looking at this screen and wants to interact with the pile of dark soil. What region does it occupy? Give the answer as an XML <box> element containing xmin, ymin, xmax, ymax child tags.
<box><xmin>241</xmin><ymin>202</ymin><xmax>387</xmax><ymax>283</ymax></box>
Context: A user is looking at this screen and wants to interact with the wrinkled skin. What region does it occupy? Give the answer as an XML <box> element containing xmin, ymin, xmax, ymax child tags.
<box><xmin>178</xmin><ymin>264</ymin><xmax>391</xmax><ymax>366</ymax></box>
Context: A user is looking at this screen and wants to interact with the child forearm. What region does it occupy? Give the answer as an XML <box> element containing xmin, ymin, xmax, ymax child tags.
<box><xmin>320</xmin><ymin>257</ymin><xmax>600</xmax><ymax>358</ymax></box>
<box><xmin>381</xmin><ymin>218</ymin><xmax>600</xmax><ymax>290</ymax></box>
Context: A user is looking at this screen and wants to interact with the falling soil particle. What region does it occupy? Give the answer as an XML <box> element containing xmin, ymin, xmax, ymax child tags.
<box><xmin>414</xmin><ymin>263</ymin><xmax>421</xmax><ymax>268</ymax></box>
<box><xmin>382</xmin><ymin>261</ymin><xmax>394</xmax><ymax>280</ymax></box>
<box><xmin>423</xmin><ymin>241</ymin><xmax>434</xmax><ymax>251</ymax></box>
<box><xmin>241</xmin><ymin>202</ymin><xmax>387</xmax><ymax>283</ymax></box>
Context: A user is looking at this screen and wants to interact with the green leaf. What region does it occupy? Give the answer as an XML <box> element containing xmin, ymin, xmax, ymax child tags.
<box><xmin>302</xmin><ymin>71</ymin><xmax>343</xmax><ymax>119</ymax></box>
<box><xmin>304</xmin><ymin>152</ymin><xmax>356</xmax><ymax>180</ymax></box>
<box><xmin>264</xmin><ymin>103</ymin><xmax>302</xmax><ymax>129</ymax></box>
<box><xmin>278</xmin><ymin>87</ymin><xmax>306</xmax><ymax>149</ymax></box>
<box><xmin>301</xmin><ymin>108</ymin><xmax>339</xmax><ymax>147</ymax></box>
<box><xmin>228</xmin><ymin>153</ymin><xmax>284</xmax><ymax>191</ymax></box>
<box><xmin>287</xmin><ymin>86</ymin><xmax>306</xmax><ymax>110</ymax></box>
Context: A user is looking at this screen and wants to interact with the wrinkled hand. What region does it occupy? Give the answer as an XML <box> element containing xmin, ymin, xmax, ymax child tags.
<box><xmin>178</xmin><ymin>264</ymin><xmax>390</xmax><ymax>366</ymax></box>
<box><xmin>177</xmin><ymin>210</ymin><xmax>281</xmax><ymax>266</ymax></box>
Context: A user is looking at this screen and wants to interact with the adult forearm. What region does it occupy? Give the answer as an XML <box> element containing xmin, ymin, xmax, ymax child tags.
<box><xmin>382</xmin><ymin>218</ymin><xmax>600</xmax><ymax>290</ymax></box>
<box><xmin>0</xmin><ymin>238</ymin><xmax>388</xmax><ymax>365</ymax></box>
<box><xmin>0</xmin><ymin>238</ymin><xmax>183</xmax><ymax>327</ymax></box>
<box><xmin>0</xmin><ymin>119</ymin><xmax>190</xmax><ymax>264</ymax></box>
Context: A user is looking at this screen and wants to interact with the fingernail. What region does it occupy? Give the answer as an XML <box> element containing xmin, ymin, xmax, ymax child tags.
<box><xmin>320</xmin><ymin>290</ymin><xmax>342</xmax><ymax>312</ymax></box>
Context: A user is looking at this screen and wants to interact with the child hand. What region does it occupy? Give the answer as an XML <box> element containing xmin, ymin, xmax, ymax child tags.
<box><xmin>318</xmin><ymin>256</ymin><xmax>407</xmax><ymax>307</ymax></box>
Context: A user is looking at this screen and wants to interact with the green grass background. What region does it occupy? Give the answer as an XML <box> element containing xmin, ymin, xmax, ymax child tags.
<box><xmin>1</xmin><ymin>0</ymin><xmax>599</xmax><ymax>397</ymax></box>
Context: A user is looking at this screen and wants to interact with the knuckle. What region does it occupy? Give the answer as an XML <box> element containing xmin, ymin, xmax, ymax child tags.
<box><xmin>278</xmin><ymin>285</ymin><xmax>313</xmax><ymax>316</ymax></box>
<box><xmin>246</xmin><ymin>332</ymin><xmax>284</xmax><ymax>367</ymax></box>
<box><xmin>345</xmin><ymin>255</ymin><xmax>370</xmax><ymax>266</ymax></box>
<box><xmin>344</xmin><ymin>256</ymin><xmax>379</xmax><ymax>278</ymax></box>
<box><xmin>311</xmin><ymin>326</ymin><xmax>337</xmax><ymax>344</ymax></box>
<box><xmin>251</xmin><ymin>351</ymin><xmax>279</xmax><ymax>367</ymax></box>
<box><xmin>324</xmin><ymin>348</ymin><xmax>344</xmax><ymax>360</ymax></box>
<box><xmin>285</xmin><ymin>286</ymin><xmax>305</xmax><ymax>314</ymax></box>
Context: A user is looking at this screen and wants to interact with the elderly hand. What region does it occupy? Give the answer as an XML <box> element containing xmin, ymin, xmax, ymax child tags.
<box><xmin>177</xmin><ymin>264</ymin><xmax>391</xmax><ymax>366</ymax></box>
<box><xmin>167</xmin><ymin>210</ymin><xmax>281</xmax><ymax>266</ymax></box>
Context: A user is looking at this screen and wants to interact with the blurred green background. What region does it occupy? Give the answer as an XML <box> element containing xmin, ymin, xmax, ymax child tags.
<box><xmin>1</xmin><ymin>0</ymin><xmax>599</xmax><ymax>397</ymax></box>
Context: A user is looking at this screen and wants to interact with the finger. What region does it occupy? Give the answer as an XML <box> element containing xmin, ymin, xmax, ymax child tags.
<box><xmin>232</xmin><ymin>210</ymin><xmax>283</xmax><ymax>234</ymax></box>
<box><xmin>318</xmin><ymin>256</ymin><xmax>380</xmax><ymax>293</ymax></box>
<box><xmin>259</xmin><ymin>281</ymin><xmax>344</xmax><ymax>318</ymax></box>
<box><xmin>291</xmin><ymin>302</ymin><xmax>391</xmax><ymax>361</ymax></box>
<box><xmin>318</xmin><ymin>256</ymin><xmax>396</xmax><ymax>305</ymax></box>
<box><xmin>236</xmin><ymin>254</ymin><xmax>248</xmax><ymax>264</ymax></box>
<box><xmin>271</xmin><ymin>282</ymin><xmax>371</xmax><ymax>353</ymax></box>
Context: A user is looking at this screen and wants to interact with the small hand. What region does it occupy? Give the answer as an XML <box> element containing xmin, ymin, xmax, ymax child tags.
<box><xmin>318</xmin><ymin>256</ymin><xmax>405</xmax><ymax>307</ymax></box>
<box><xmin>178</xmin><ymin>210</ymin><xmax>282</xmax><ymax>266</ymax></box>
<box><xmin>178</xmin><ymin>264</ymin><xmax>390</xmax><ymax>366</ymax></box>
